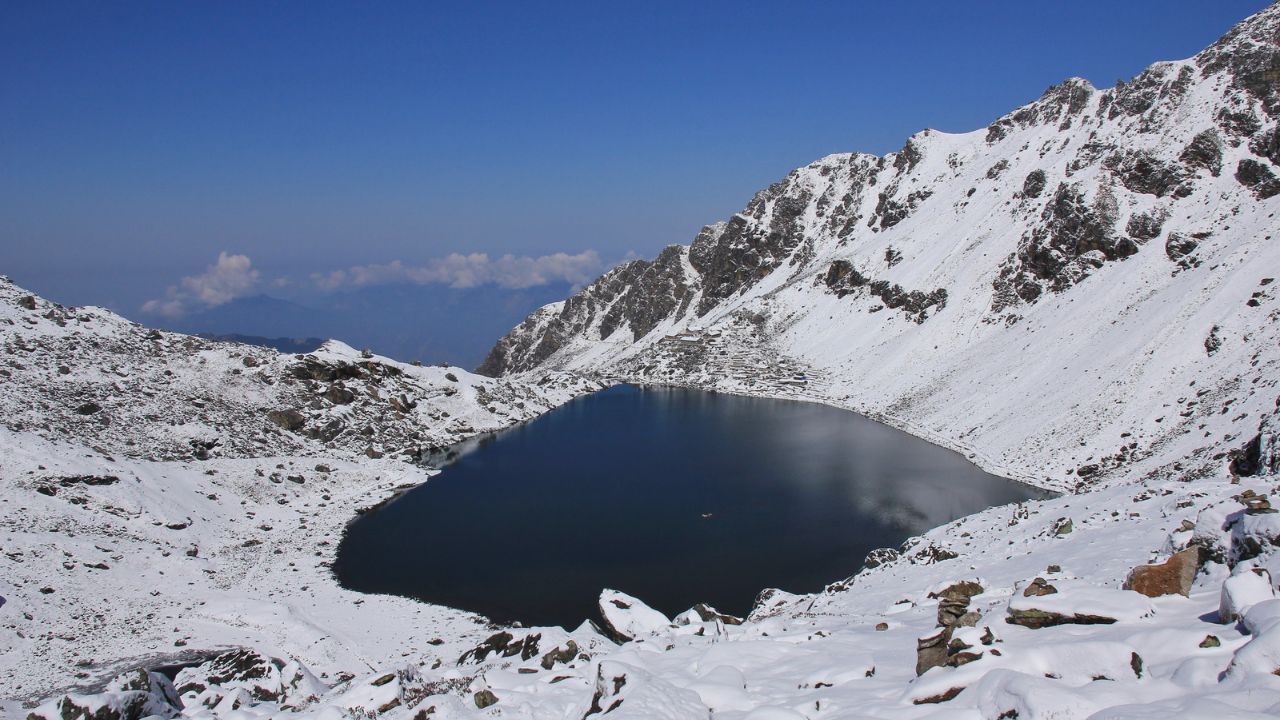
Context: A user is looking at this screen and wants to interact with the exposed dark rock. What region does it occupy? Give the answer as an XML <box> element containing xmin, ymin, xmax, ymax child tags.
<box><xmin>821</xmin><ymin>261</ymin><xmax>946</xmax><ymax>323</ymax></box>
<box><xmin>894</xmin><ymin>137</ymin><xmax>925</xmax><ymax>173</ymax></box>
<box><xmin>1181</xmin><ymin>129</ymin><xmax>1224</xmax><ymax>176</ymax></box>
<box><xmin>1006</xmin><ymin>608</ymin><xmax>1117</xmax><ymax>629</ymax></box>
<box><xmin>1235</xmin><ymin>158</ymin><xmax>1280</xmax><ymax>199</ymax></box>
<box><xmin>1229</xmin><ymin>433</ymin><xmax>1272</xmax><ymax>477</ymax></box>
<box><xmin>931</xmin><ymin>581</ymin><xmax>984</xmax><ymax>629</ymax></box>
<box><xmin>862</xmin><ymin>547</ymin><xmax>900</xmax><ymax>570</ymax></box>
<box><xmin>175</xmin><ymin>649</ymin><xmax>281</xmax><ymax>702</ymax></box>
<box><xmin>324</xmin><ymin>383</ymin><xmax>355</xmax><ymax>405</ymax></box>
<box><xmin>917</xmin><ymin>545</ymin><xmax>959</xmax><ymax>563</ymax></box>
<box><xmin>266</xmin><ymin>409</ymin><xmax>306</xmax><ymax>432</ymax></box>
<box><xmin>1105</xmin><ymin>150</ymin><xmax>1190</xmax><ymax>197</ymax></box>
<box><xmin>1022</xmin><ymin>578</ymin><xmax>1058</xmax><ymax>597</ymax></box>
<box><xmin>1125</xmin><ymin>209</ymin><xmax>1167</xmax><ymax>242</ymax></box>
<box><xmin>1165</xmin><ymin>233</ymin><xmax>1202</xmax><ymax>269</ymax></box>
<box><xmin>1205</xmin><ymin>325</ymin><xmax>1223</xmax><ymax>355</ymax></box>
<box><xmin>1197</xmin><ymin>7</ymin><xmax>1280</xmax><ymax>116</ymax></box>
<box><xmin>539</xmin><ymin>640</ymin><xmax>580</xmax><ymax>670</ymax></box>
<box><xmin>76</xmin><ymin>402</ymin><xmax>102</xmax><ymax>415</ymax></box>
<box><xmin>688</xmin><ymin>602</ymin><xmax>743</xmax><ymax>626</ymax></box>
<box><xmin>55</xmin><ymin>474</ymin><xmax>120</xmax><ymax>487</ymax></box>
<box><xmin>1250</xmin><ymin>126</ymin><xmax>1280</xmax><ymax>165</ymax></box>
<box><xmin>1022</xmin><ymin>169</ymin><xmax>1047</xmax><ymax>198</ymax></box>
<box><xmin>1217</xmin><ymin>108</ymin><xmax>1263</xmax><ymax>138</ymax></box>
<box><xmin>871</xmin><ymin>188</ymin><xmax>933</xmax><ymax>230</ymax></box>
<box><xmin>993</xmin><ymin>183</ymin><xmax>1124</xmax><ymax>311</ymax></box>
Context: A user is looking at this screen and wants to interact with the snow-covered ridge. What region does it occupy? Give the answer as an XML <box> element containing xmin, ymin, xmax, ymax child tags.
<box><xmin>480</xmin><ymin>3</ymin><xmax>1280</xmax><ymax>498</ymax></box>
<box><xmin>0</xmin><ymin>275</ymin><xmax>604</xmax><ymax>707</ymax></box>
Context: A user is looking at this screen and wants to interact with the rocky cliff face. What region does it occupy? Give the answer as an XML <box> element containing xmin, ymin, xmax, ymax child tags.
<box><xmin>480</xmin><ymin>5</ymin><xmax>1280</xmax><ymax>494</ymax></box>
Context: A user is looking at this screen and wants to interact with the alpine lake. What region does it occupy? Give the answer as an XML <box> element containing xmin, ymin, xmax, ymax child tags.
<box><xmin>333</xmin><ymin>384</ymin><xmax>1049</xmax><ymax>629</ymax></box>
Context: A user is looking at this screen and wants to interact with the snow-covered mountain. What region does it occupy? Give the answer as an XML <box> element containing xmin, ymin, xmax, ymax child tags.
<box><xmin>7</xmin><ymin>5</ymin><xmax>1280</xmax><ymax>720</ymax></box>
<box><xmin>481</xmin><ymin>5</ymin><xmax>1280</xmax><ymax>496</ymax></box>
<box><xmin>0</xmin><ymin>276</ymin><xmax>603</xmax><ymax>710</ymax></box>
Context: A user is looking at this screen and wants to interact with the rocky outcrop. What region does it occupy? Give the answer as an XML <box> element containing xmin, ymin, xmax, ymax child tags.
<box><xmin>820</xmin><ymin>260</ymin><xmax>947</xmax><ymax>323</ymax></box>
<box><xmin>1180</xmin><ymin>129</ymin><xmax>1224</xmax><ymax>176</ymax></box>
<box><xmin>992</xmin><ymin>182</ymin><xmax>1128</xmax><ymax>309</ymax></box>
<box><xmin>1235</xmin><ymin>158</ymin><xmax>1280</xmax><ymax>199</ymax></box>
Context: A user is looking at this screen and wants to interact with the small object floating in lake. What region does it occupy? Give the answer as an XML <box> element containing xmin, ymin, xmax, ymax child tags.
<box><xmin>701</xmin><ymin>513</ymin><xmax>714</xmax><ymax>519</ymax></box>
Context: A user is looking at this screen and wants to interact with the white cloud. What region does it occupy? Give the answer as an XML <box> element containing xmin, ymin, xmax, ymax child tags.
<box><xmin>143</xmin><ymin>249</ymin><xmax>605</xmax><ymax>318</ymax></box>
<box><xmin>311</xmin><ymin>250</ymin><xmax>603</xmax><ymax>292</ymax></box>
<box><xmin>142</xmin><ymin>252</ymin><xmax>260</xmax><ymax>318</ymax></box>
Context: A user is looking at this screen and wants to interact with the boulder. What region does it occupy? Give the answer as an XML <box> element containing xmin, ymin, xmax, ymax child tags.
<box><xmin>539</xmin><ymin>640</ymin><xmax>580</xmax><ymax>670</ymax></box>
<box><xmin>1023</xmin><ymin>169</ymin><xmax>1047</xmax><ymax>198</ymax></box>
<box><xmin>862</xmin><ymin>547</ymin><xmax>900</xmax><ymax>569</ymax></box>
<box><xmin>25</xmin><ymin>669</ymin><xmax>182</xmax><ymax>720</ymax></box>
<box><xmin>596</xmin><ymin>589</ymin><xmax>671</xmax><ymax>643</ymax></box>
<box><xmin>266</xmin><ymin>409</ymin><xmax>306</xmax><ymax>431</ymax></box>
<box><xmin>675</xmin><ymin>602</ymin><xmax>743</xmax><ymax>626</ymax></box>
<box><xmin>1123</xmin><ymin>547</ymin><xmax>1201</xmax><ymax>597</ymax></box>
<box><xmin>324</xmin><ymin>383</ymin><xmax>355</xmax><ymax>405</ymax></box>
<box><xmin>916</xmin><ymin>628</ymin><xmax>952</xmax><ymax>676</ymax></box>
<box><xmin>1007</xmin><ymin>579</ymin><xmax>1154</xmax><ymax>629</ymax></box>
<box><xmin>930</xmin><ymin>581</ymin><xmax>984</xmax><ymax>628</ymax></box>
<box><xmin>1022</xmin><ymin>578</ymin><xmax>1058</xmax><ymax>597</ymax></box>
<box><xmin>172</xmin><ymin>648</ymin><xmax>324</xmax><ymax>709</ymax></box>
<box><xmin>473</xmin><ymin>689</ymin><xmax>498</xmax><ymax>709</ymax></box>
<box><xmin>1236</xmin><ymin>158</ymin><xmax>1280</xmax><ymax>199</ymax></box>
<box><xmin>458</xmin><ymin>631</ymin><xmax>541</xmax><ymax>664</ymax></box>
<box><xmin>1220</xmin><ymin>564</ymin><xmax>1276</xmax><ymax>623</ymax></box>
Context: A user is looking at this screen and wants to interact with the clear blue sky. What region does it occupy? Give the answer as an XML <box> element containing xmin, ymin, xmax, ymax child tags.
<box><xmin>1</xmin><ymin>1</ymin><xmax>1271</xmax><ymax>312</ymax></box>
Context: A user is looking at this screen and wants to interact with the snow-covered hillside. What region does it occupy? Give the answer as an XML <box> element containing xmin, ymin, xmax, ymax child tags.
<box><xmin>0</xmin><ymin>276</ymin><xmax>603</xmax><ymax>709</ymax></box>
<box><xmin>481</xmin><ymin>4</ymin><xmax>1280</xmax><ymax>496</ymax></box>
<box><xmin>8</xmin><ymin>5</ymin><xmax>1280</xmax><ymax>720</ymax></box>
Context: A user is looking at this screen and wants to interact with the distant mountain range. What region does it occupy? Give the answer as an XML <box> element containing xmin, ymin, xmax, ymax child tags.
<box><xmin>192</xmin><ymin>333</ymin><xmax>326</xmax><ymax>354</ymax></box>
<box><xmin>157</xmin><ymin>282</ymin><xmax>575</xmax><ymax>370</ymax></box>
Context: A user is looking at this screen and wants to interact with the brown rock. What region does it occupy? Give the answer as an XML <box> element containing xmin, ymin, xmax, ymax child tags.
<box><xmin>916</xmin><ymin>627</ymin><xmax>953</xmax><ymax>676</ymax></box>
<box><xmin>1123</xmin><ymin>547</ymin><xmax>1201</xmax><ymax>597</ymax></box>
<box><xmin>1023</xmin><ymin>578</ymin><xmax>1058</xmax><ymax>597</ymax></box>
<box><xmin>1007</xmin><ymin>608</ymin><xmax>1116</xmax><ymax>629</ymax></box>
<box><xmin>913</xmin><ymin>686</ymin><xmax>964</xmax><ymax>705</ymax></box>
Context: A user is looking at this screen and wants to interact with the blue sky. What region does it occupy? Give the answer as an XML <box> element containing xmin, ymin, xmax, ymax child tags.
<box><xmin>0</xmin><ymin>1</ymin><xmax>1271</xmax><ymax>314</ymax></box>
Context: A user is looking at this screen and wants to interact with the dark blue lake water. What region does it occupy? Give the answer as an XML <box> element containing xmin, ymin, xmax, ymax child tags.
<box><xmin>333</xmin><ymin>385</ymin><xmax>1046</xmax><ymax>629</ymax></box>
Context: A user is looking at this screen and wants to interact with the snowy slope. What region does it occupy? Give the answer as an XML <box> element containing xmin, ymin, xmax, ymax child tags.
<box><xmin>0</xmin><ymin>276</ymin><xmax>604</xmax><ymax>706</ymax></box>
<box><xmin>481</xmin><ymin>6</ymin><xmax>1280</xmax><ymax>497</ymax></box>
<box><xmin>9</xmin><ymin>5</ymin><xmax>1280</xmax><ymax>720</ymax></box>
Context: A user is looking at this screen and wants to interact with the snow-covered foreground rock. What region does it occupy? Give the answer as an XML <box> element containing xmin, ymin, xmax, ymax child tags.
<box><xmin>9</xmin><ymin>4</ymin><xmax>1280</xmax><ymax>719</ymax></box>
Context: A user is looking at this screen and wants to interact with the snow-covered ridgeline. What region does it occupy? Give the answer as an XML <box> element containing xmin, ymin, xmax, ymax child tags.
<box><xmin>0</xmin><ymin>276</ymin><xmax>604</xmax><ymax>708</ymax></box>
<box><xmin>482</xmin><ymin>4</ymin><xmax>1280</xmax><ymax>497</ymax></box>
